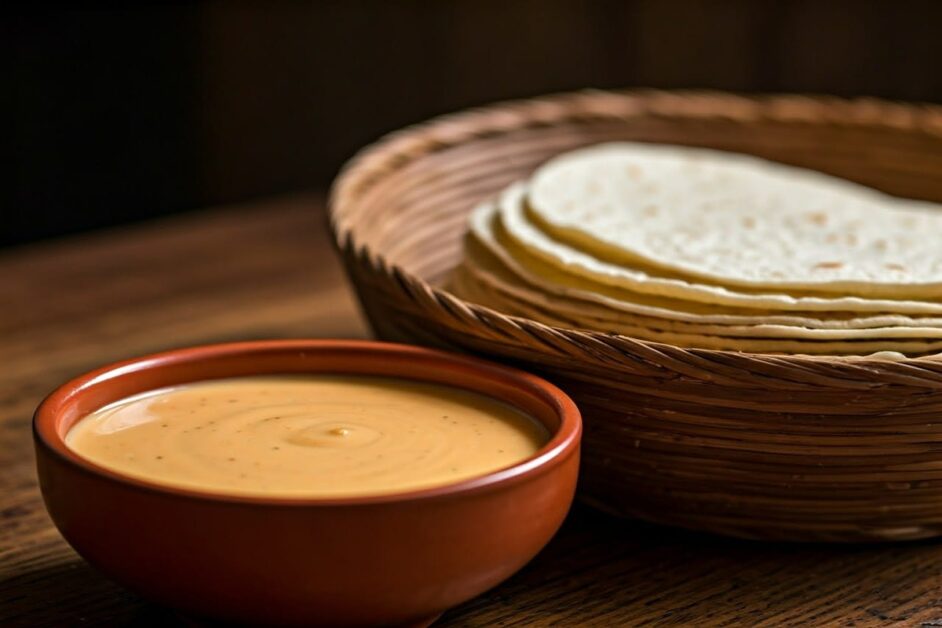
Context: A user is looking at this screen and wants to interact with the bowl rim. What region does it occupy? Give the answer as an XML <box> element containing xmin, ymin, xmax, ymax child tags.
<box><xmin>33</xmin><ymin>339</ymin><xmax>581</xmax><ymax>507</ymax></box>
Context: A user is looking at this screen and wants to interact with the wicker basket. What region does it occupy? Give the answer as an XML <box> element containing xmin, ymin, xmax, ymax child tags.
<box><xmin>329</xmin><ymin>90</ymin><xmax>942</xmax><ymax>542</ymax></box>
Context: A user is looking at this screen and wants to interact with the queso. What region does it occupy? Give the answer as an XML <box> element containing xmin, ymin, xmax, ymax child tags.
<box><xmin>65</xmin><ymin>375</ymin><xmax>548</xmax><ymax>498</ymax></box>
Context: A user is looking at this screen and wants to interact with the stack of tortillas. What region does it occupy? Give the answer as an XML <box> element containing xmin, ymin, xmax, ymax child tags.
<box><xmin>449</xmin><ymin>142</ymin><xmax>942</xmax><ymax>356</ymax></box>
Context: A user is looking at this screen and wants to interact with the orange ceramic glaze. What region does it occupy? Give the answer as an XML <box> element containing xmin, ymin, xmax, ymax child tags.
<box><xmin>33</xmin><ymin>340</ymin><xmax>581</xmax><ymax>627</ymax></box>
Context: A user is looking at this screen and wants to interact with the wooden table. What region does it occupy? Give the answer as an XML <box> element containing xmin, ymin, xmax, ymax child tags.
<box><xmin>4</xmin><ymin>195</ymin><xmax>942</xmax><ymax>627</ymax></box>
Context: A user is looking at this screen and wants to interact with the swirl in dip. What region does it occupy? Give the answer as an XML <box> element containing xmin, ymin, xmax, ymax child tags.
<box><xmin>65</xmin><ymin>375</ymin><xmax>548</xmax><ymax>497</ymax></box>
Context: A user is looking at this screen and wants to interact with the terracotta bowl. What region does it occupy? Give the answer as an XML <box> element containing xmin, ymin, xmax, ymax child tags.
<box><xmin>33</xmin><ymin>340</ymin><xmax>581</xmax><ymax>627</ymax></box>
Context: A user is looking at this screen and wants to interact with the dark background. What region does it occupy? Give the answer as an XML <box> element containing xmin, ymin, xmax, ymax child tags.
<box><xmin>6</xmin><ymin>0</ymin><xmax>942</xmax><ymax>247</ymax></box>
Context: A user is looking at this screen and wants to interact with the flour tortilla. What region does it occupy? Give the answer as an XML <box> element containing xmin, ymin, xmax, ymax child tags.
<box><xmin>459</xmin><ymin>223</ymin><xmax>942</xmax><ymax>349</ymax></box>
<box><xmin>528</xmin><ymin>143</ymin><xmax>942</xmax><ymax>297</ymax></box>
<box><xmin>459</xmin><ymin>237</ymin><xmax>942</xmax><ymax>340</ymax></box>
<box><xmin>470</xmin><ymin>200</ymin><xmax>942</xmax><ymax>330</ymax></box>
<box><xmin>499</xmin><ymin>182</ymin><xmax>942</xmax><ymax>314</ymax></box>
<box><xmin>451</xmin><ymin>263</ymin><xmax>942</xmax><ymax>355</ymax></box>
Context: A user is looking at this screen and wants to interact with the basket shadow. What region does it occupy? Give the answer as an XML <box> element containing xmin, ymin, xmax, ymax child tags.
<box><xmin>441</xmin><ymin>503</ymin><xmax>942</xmax><ymax>626</ymax></box>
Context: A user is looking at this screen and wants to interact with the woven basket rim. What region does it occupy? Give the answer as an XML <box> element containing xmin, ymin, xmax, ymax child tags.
<box><xmin>328</xmin><ymin>88</ymin><xmax>942</xmax><ymax>371</ymax></box>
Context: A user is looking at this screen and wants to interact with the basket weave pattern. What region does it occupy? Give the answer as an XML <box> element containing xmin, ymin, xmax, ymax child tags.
<box><xmin>330</xmin><ymin>90</ymin><xmax>942</xmax><ymax>541</ymax></box>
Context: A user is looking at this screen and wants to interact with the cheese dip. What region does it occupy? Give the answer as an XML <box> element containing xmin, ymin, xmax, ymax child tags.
<box><xmin>65</xmin><ymin>375</ymin><xmax>547</xmax><ymax>498</ymax></box>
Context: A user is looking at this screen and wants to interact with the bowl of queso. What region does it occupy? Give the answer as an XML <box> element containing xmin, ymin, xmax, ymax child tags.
<box><xmin>33</xmin><ymin>340</ymin><xmax>582</xmax><ymax>627</ymax></box>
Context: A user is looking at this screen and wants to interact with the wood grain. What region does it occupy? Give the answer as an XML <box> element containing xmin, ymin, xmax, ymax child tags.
<box><xmin>3</xmin><ymin>195</ymin><xmax>942</xmax><ymax>626</ymax></box>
